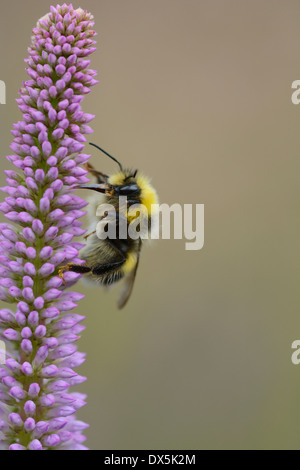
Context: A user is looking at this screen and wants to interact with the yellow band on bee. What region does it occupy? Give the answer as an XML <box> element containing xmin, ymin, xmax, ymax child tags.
<box><xmin>122</xmin><ymin>252</ymin><xmax>137</xmax><ymax>274</ymax></box>
<box><xmin>109</xmin><ymin>172</ymin><xmax>159</xmax><ymax>216</ymax></box>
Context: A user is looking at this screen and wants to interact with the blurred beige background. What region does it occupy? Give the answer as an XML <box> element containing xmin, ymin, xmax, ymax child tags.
<box><xmin>0</xmin><ymin>0</ymin><xmax>299</xmax><ymax>450</ymax></box>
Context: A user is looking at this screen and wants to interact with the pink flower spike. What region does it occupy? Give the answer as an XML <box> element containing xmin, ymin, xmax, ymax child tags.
<box><xmin>0</xmin><ymin>4</ymin><xmax>96</xmax><ymax>451</ymax></box>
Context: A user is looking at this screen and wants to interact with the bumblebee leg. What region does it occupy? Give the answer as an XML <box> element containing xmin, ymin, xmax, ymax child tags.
<box><xmin>58</xmin><ymin>263</ymin><xmax>92</xmax><ymax>283</ymax></box>
<box><xmin>84</xmin><ymin>162</ymin><xmax>108</xmax><ymax>183</ymax></box>
<box><xmin>92</xmin><ymin>259</ymin><xmax>125</xmax><ymax>276</ymax></box>
<box><xmin>83</xmin><ymin>230</ymin><xmax>97</xmax><ymax>240</ymax></box>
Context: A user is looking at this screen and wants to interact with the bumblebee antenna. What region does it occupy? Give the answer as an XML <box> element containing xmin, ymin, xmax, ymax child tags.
<box><xmin>89</xmin><ymin>142</ymin><xmax>123</xmax><ymax>171</ymax></box>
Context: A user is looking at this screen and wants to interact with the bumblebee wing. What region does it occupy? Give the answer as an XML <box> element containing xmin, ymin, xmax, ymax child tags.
<box><xmin>117</xmin><ymin>239</ymin><xmax>142</xmax><ymax>309</ymax></box>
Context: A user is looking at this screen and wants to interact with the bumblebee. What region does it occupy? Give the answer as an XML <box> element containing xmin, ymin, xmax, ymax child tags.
<box><xmin>59</xmin><ymin>143</ymin><xmax>159</xmax><ymax>309</ymax></box>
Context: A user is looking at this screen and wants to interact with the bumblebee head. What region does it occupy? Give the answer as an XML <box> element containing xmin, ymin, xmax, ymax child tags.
<box><xmin>76</xmin><ymin>142</ymin><xmax>159</xmax><ymax>214</ymax></box>
<box><xmin>108</xmin><ymin>169</ymin><xmax>140</xmax><ymax>198</ymax></box>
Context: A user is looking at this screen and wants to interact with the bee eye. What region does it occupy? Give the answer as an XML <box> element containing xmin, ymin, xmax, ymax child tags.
<box><xmin>117</xmin><ymin>184</ymin><xmax>140</xmax><ymax>196</ymax></box>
